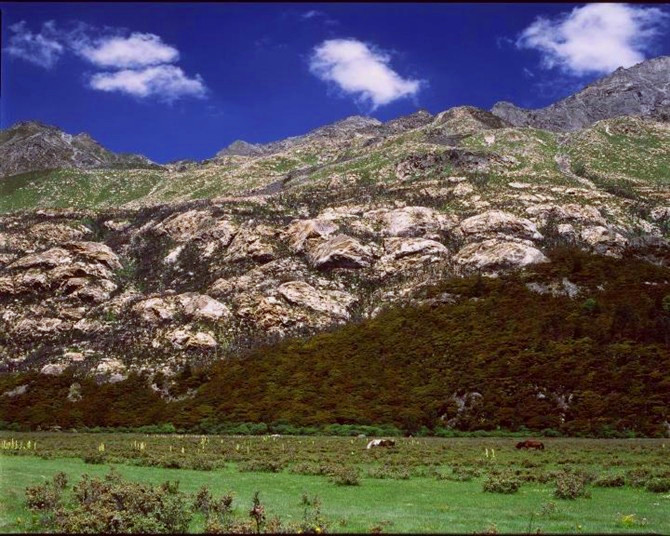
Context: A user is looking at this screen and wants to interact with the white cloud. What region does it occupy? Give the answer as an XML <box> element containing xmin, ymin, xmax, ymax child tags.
<box><xmin>309</xmin><ymin>38</ymin><xmax>422</xmax><ymax>109</ymax></box>
<box><xmin>517</xmin><ymin>3</ymin><xmax>669</xmax><ymax>76</ymax></box>
<box><xmin>77</xmin><ymin>32</ymin><xmax>180</xmax><ymax>68</ymax></box>
<box><xmin>5</xmin><ymin>21</ymin><xmax>64</xmax><ymax>68</ymax></box>
<box><xmin>89</xmin><ymin>65</ymin><xmax>206</xmax><ymax>102</ymax></box>
<box><xmin>5</xmin><ymin>21</ymin><xmax>206</xmax><ymax>102</ymax></box>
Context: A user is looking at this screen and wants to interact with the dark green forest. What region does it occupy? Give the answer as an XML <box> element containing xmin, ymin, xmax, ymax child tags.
<box><xmin>2</xmin><ymin>248</ymin><xmax>669</xmax><ymax>437</ymax></box>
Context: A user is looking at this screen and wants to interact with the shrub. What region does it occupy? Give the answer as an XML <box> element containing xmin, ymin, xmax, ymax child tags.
<box><xmin>581</xmin><ymin>298</ymin><xmax>600</xmax><ymax>315</ymax></box>
<box><xmin>572</xmin><ymin>160</ymin><xmax>586</xmax><ymax>176</ymax></box>
<box><xmin>26</xmin><ymin>469</ymin><xmax>192</xmax><ymax>533</ymax></box>
<box><xmin>329</xmin><ymin>466</ymin><xmax>360</xmax><ymax>486</ymax></box>
<box><xmin>296</xmin><ymin>495</ymin><xmax>329</xmax><ymax>534</ymax></box>
<box><xmin>625</xmin><ymin>468</ymin><xmax>651</xmax><ymax>488</ymax></box>
<box><xmin>367</xmin><ymin>465</ymin><xmax>411</xmax><ymax>480</ymax></box>
<box><xmin>204</xmin><ymin>491</ymin><xmax>235</xmax><ymax>531</ymax></box>
<box><xmin>594</xmin><ymin>474</ymin><xmax>625</xmax><ymax>488</ymax></box>
<box><xmin>24</xmin><ymin>475</ymin><xmax>65</xmax><ymax>529</ymax></box>
<box><xmin>437</xmin><ymin>466</ymin><xmax>480</xmax><ymax>482</ymax></box>
<box><xmin>554</xmin><ymin>470</ymin><xmax>591</xmax><ymax>499</ymax></box>
<box><xmin>82</xmin><ymin>452</ymin><xmax>105</xmax><ymax>465</ymax></box>
<box><xmin>238</xmin><ymin>460</ymin><xmax>284</xmax><ymax>473</ymax></box>
<box><xmin>289</xmin><ymin>462</ymin><xmax>336</xmax><ymax>476</ymax></box>
<box><xmin>645</xmin><ymin>478</ymin><xmax>670</xmax><ymax>493</ymax></box>
<box><xmin>159</xmin><ymin>457</ymin><xmax>183</xmax><ymax>469</ymax></box>
<box><xmin>25</xmin><ymin>480</ymin><xmax>61</xmax><ymax>511</ymax></box>
<box><xmin>52</xmin><ymin>472</ymin><xmax>68</xmax><ymax>491</ymax></box>
<box><xmin>211</xmin><ymin>493</ymin><xmax>234</xmax><ymax>517</ymax></box>
<box><xmin>193</xmin><ymin>485</ymin><xmax>212</xmax><ymax>514</ymax></box>
<box><xmin>538</xmin><ymin>501</ymin><xmax>558</xmax><ymax>517</ymax></box>
<box><xmin>187</xmin><ymin>457</ymin><xmax>217</xmax><ymax>471</ymax></box>
<box><xmin>482</xmin><ymin>473</ymin><xmax>521</xmax><ymax>494</ymax></box>
<box><xmin>249</xmin><ymin>492</ymin><xmax>266</xmax><ymax>533</ymax></box>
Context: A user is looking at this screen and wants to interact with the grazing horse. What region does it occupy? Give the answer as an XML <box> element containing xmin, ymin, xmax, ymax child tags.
<box><xmin>516</xmin><ymin>439</ymin><xmax>545</xmax><ymax>450</ymax></box>
<box><xmin>366</xmin><ymin>439</ymin><xmax>396</xmax><ymax>449</ymax></box>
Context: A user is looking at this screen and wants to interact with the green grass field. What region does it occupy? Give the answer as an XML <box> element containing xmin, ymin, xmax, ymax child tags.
<box><xmin>1</xmin><ymin>434</ymin><xmax>669</xmax><ymax>533</ymax></box>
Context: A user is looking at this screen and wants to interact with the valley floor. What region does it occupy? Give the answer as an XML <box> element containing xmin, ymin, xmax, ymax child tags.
<box><xmin>0</xmin><ymin>434</ymin><xmax>669</xmax><ymax>533</ymax></box>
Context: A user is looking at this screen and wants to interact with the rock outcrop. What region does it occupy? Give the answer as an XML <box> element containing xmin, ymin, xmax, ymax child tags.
<box><xmin>492</xmin><ymin>56</ymin><xmax>670</xmax><ymax>131</ymax></box>
<box><xmin>0</xmin><ymin>121</ymin><xmax>156</xmax><ymax>178</ymax></box>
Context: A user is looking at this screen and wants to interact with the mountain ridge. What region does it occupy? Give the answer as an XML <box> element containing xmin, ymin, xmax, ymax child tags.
<box><xmin>3</xmin><ymin>56</ymin><xmax>669</xmax><ymax>181</ymax></box>
<box><xmin>491</xmin><ymin>56</ymin><xmax>670</xmax><ymax>131</ymax></box>
<box><xmin>0</xmin><ymin>121</ymin><xmax>159</xmax><ymax>179</ymax></box>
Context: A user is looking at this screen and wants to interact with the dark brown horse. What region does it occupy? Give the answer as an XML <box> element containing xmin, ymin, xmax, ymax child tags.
<box><xmin>516</xmin><ymin>439</ymin><xmax>545</xmax><ymax>450</ymax></box>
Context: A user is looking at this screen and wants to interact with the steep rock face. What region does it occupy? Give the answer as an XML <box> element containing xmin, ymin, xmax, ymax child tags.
<box><xmin>307</xmin><ymin>235</ymin><xmax>377</xmax><ymax>269</ymax></box>
<box><xmin>454</xmin><ymin>239</ymin><xmax>549</xmax><ymax>272</ymax></box>
<box><xmin>459</xmin><ymin>210</ymin><xmax>543</xmax><ymax>242</ymax></box>
<box><xmin>0</xmin><ymin>121</ymin><xmax>157</xmax><ymax>178</ymax></box>
<box><xmin>491</xmin><ymin>56</ymin><xmax>670</xmax><ymax>131</ymax></box>
<box><xmin>277</xmin><ymin>281</ymin><xmax>355</xmax><ymax>320</ymax></box>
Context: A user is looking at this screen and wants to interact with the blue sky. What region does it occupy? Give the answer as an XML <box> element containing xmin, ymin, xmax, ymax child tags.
<box><xmin>2</xmin><ymin>3</ymin><xmax>669</xmax><ymax>163</ymax></box>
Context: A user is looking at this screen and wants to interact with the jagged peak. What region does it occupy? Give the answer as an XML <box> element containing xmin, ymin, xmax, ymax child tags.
<box><xmin>433</xmin><ymin>105</ymin><xmax>510</xmax><ymax>131</ymax></box>
<box><xmin>216</xmin><ymin>139</ymin><xmax>265</xmax><ymax>158</ymax></box>
<box><xmin>490</xmin><ymin>55</ymin><xmax>670</xmax><ymax>131</ymax></box>
<box><xmin>308</xmin><ymin>115</ymin><xmax>382</xmax><ymax>136</ymax></box>
<box><xmin>4</xmin><ymin>120</ymin><xmax>62</xmax><ymax>134</ymax></box>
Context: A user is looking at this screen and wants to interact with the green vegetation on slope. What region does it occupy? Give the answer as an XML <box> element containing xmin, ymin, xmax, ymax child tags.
<box><xmin>567</xmin><ymin>117</ymin><xmax>670</xmax><ymax>189</ymax></box>
<box><xmin>0</xmin><ymin>117</ymin><xmax>668</xmax><ymax>215</ymax></box>
<box><xmin>0</xmin><ymin>169</ymin><xmax>164</xmax><ymax>213</ymax></box>
<box><xmin>1</xmin><ymin>248</ymin><xmax>668</xmax><ymax>436</ymax></box>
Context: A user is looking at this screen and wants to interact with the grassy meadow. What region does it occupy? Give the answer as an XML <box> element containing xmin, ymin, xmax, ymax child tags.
<box><xmin>1</xmin><ymin>433</ymin><xmax>669</xmax><ymax>533</ymax></box>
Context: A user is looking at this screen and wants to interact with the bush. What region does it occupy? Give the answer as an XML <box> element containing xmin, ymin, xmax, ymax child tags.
<box><xmin>367</xmin><ymin>465</ymin><xmax>410</xmax><ymax>480</ymax></box>
<box><xmin>158</xmin><ymin>457</ymin><xmax>184</xmax><ymax>469</ymax></box>
<box><xmin>52</xmin><ymin>472</ymin><xmax>68</xmax><ymax>491</ymax></box>
<box><xmin>82</xmin><ymin>452</ymin><xmax>105</xmax><ymax>465</ymax></box>
<box><xmin>482</xmin><ymin>473</ymin><xmax>521</xmax><ymax>494</ymax></box>
<box><xmin>594</xmin><ymin>474</ymin><xmax>625</xmax><ymax>488</ymax></box>
<box><xmin>645</xmin><ymin>478</ymin><xmax>670</xmax><ymax>493</ymax></box>
<box><xmin>25</xmin><ymin>480</ymin><xmax>61</xmax><ymax>511</ymax></box>
<box><xmin>295</xmin><ymin>495</ymin><xmax>329</xmax><ymax>534</ymax></box>
<box><xmin>625</xmin><ymin>468</ymin><xmax>651</xmax><ymax>488</ymax></box>
<box><xmin>554</xmin><ymin>470</ymin><xmax>591</xmax><ymax>499</ymax></box>
<box><xmin>193</xmin><ymin>485</ymin><xmax>213</xmax><ymax>514</ymax></box>
<box><xmin>572</xmin><ymin>160</ymin><xmax>586</xmax><ymax>176</ymax></box>
<box><xmin>26</xmin><ymin>468</ymin><xmax>192</xmax><ymax>533</ymax></box>
<box><xmin>238</xmin><ymin>460</ymin><xmax>285</xmax><ymax>473</ymax></box>
<box><xmin>437</xmin><ymin>466</ymin><xmax>480</xmax><ymax>482</ymax></box>
<box><xmin>186</xmin><ymin>457</ymin><xmax>217</xmax><ymax>471</ymax></box>
<box><xmin>329</xmin><ymin>466</ymin><xmax>360</xmax><ymax>486</ymax></box>
<box><xmin>211</xmin><ymin>493</ymin><xmax>234</xmax><ymax>517</ymax></box>
<box><xmin>289</xmin><ymin>462</ymin><xmax>336</xmax><ymax>476</ymax></box>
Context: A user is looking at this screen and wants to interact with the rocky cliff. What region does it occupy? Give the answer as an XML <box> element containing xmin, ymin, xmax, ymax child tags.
<box><xmin>491</xmin><ymin>56</ymin><xmax>670</xmax><ymax>131</ymax></box>
<box><xmin>0</xmin><ymin>121</ymin><xmax>158</xmax><ymax>179</ymax></box>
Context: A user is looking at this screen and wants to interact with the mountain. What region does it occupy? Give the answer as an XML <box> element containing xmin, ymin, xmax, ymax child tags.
<box><xmin>215</xmin><ymin>115</ymin><xmax>383</xmax><ymax>159</ymax></box>
<box><xmin>491</xmin><ymin>56</ymin><xmax>670</xmax><ymax>131</ymax></box>
<box><xmin>0</xmin><ymin>121</ymin><xmax>158</xmax><ymax>179</ymax></box>
<box><xmin>0</xmin><ymin>57</ymin><xmax>669</xmax><ymax>435</ymax></box>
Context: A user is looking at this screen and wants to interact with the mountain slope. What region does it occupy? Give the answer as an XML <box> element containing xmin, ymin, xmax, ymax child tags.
<box><xmin>2</xmin><ymin>248</ymin><xmax>668</xmax><ymax>436</ymax></box>
<box><xmin>0</xmin><ymin>121</ymin><xmax>158</xmax><ymax>179</ymax></box>
<box><xmin>491</xmin><ymin>56</ymin><xmax>670</xmax><ymax>131</ymax></box>
<box><xmin>0</xmin><ymin>59</ymin><xmax>668</xmax><ymax>437</ymax></box>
